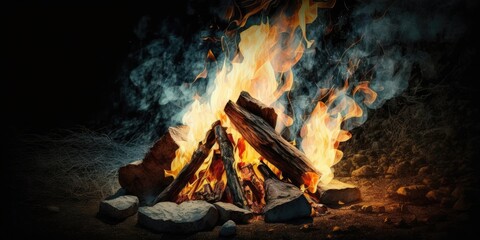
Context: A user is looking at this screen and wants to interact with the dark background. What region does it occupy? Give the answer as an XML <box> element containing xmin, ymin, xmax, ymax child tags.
<box><xmin>3</xmin><ymin>1</ymin><xmax>191</xmax><ymax>136</ymax></box>
<box><xmin>2</xmin><ymin>1</ymin><xmax>480</xmax><ymax>239</ymax></box>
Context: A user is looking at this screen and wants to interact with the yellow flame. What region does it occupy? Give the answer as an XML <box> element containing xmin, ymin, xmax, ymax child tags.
<box><xmin>166</xmin><ymin>0</ymin><xmax>375</xmax><ymax>199</ymax></box>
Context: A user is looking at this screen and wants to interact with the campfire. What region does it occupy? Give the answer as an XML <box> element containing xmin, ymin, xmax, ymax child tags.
<box><xmin>101</xmin><ymin>0</ymin><xmax>379</xmax><ymax>234</ymax></box>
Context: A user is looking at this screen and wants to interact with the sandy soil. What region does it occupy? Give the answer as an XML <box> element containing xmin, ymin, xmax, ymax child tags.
<box><xmin>5</xmin><ymin>177</ymin><xmax>475</xmax><ymax>240</ymax></box>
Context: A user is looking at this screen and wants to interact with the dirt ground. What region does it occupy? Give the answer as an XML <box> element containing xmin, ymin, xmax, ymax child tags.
<box><xmin>5</xmin><ymin>176</ymin><xmax>475</xmax><ymax>240</ymax></box>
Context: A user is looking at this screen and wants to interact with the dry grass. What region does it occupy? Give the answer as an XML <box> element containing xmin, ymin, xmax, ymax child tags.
<box><xmin>18</xmin><ymin>127</ymin><xmax>151</xmax><ymax>200</ymax></box>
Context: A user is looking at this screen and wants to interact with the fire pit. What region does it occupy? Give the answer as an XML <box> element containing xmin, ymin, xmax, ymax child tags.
<box><xmin>5</xmin><ymin>0</ymin><xmax>478</xmax><ymax>239</ymax></box>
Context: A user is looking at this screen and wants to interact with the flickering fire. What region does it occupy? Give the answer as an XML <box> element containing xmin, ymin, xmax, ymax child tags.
<box><xmin>164</xmin><ymin>0</ymin><xmax>375</xmax><ymax>204</ymax></box>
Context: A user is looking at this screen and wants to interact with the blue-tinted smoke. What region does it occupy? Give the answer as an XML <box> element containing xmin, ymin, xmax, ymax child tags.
<box><xmin>291</xmin><ymin>0</ymin><xmax>467</xmax><ymax>131</ymax></box>
<box><xmin>115</xmin><ymin>0</ymin><xmax>468</xmax><ymax>141</ymax></box>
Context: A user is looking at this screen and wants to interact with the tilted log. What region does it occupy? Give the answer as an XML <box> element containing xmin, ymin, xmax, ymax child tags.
<box><xmin>224</xmin><ymin>100</ymin><xmax>319</xmax><ymax>187</ymax></box>
<box><xmin>118</xmin><ymin>126</ymin><xmax>188</xmax><ymax>203</ymax></box>
<box><xmin>236</xmin><ymin>91</ymin><xmax>277</xmax><ymax>128</ymax></box>
<box><xmin>258</xmin><ymin>164</ymin><xmax>312</xmax><ymax>223</ymax></box>
<box><xmin>215</xmin><ymin>124</ymin><xmax>248</xmax><ymax>209</ymax></box>
<box><xmin>152</xmin><ymin>121</ymin><xmax>219</xmax><ymax>205</ymax></box>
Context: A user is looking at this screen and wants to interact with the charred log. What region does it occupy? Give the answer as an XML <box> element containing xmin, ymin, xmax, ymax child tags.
<box><xmin>236</xmin><ymin>91</ymin><xmax>277</xmax><ymax>128</ymax></box>
<box><xmin>224</xmin><ymin>100</ymin><xmax>319</xmax><ymax>187</ymax></box>
<box><xmin>152</xmin><ymin>121</ymin><xmax>219</xmax><ymax>205</ymax></box>
<box><xmin>215</xmin><ymin>124</ymin><xmax>248</xmax><ymax>209</ymax></box>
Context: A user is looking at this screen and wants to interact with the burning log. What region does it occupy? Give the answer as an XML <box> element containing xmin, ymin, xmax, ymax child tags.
<box><xmin>215</xmin><ymin>124</ymin><xmax>248</xmax><ymax>209</ymax></box>
<box><xmin>239</xmin><ymin>163</ymin><xmax>264</xmax><ymax>212</ymax></box>
<box><xmin>118</xmin><ymin>126</ymin><xmax>188</xmax><ymax>203</ymax></box>
<box><xmin>258</xmin><ymin>163</ymin><xmax>312</xmax><ymax>223</ymax></box>
<box><xmin>153</xmin><ymin>121</ymin><xmax>219</xmax><ymax>205</ymax></box>
<box><xmin>236</xmin><ymin>91</ymin><xmax>277</xmax><ymax>128</ymax></box>
<box><xmin>224</xmin><ymin>99</ymin><xmax>319</xmax><ymax>187</ymax></box>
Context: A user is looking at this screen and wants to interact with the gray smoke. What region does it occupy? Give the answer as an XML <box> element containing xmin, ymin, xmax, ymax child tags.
<box><xmin>291</xmin><ymin>0</ymin><xmax>467</xmax><ymax>132</ymax></box>
<box><xmin>115</xmin><ymin>0</ymin><xmax>469</xmax><ymax>141</ymax></box>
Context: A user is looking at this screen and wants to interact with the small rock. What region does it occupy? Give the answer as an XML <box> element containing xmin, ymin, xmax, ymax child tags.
<box><xmin>332</xmin><ymin>226</ymin><xmax>342</xmax><ymax>232</ymax></box>
<box><xmin>99</xmin><ymin>195</ymin><xmax>139</xmax><ymax>220</ymax></box>
<box><xmin>426</xmin><ymin>190</ymin><xmax>446</xmax><ymax>202</ymax></box>
<box><xmin>422</xmin><ymin>177</ymin><xmax>439</xmax><ymax>188</ymax></box>
<box><xmin>219</xmin><ymin>220</ymin><xmax>236</xmax><ymax>237</ymax></box>
<box><xmin>396</xmin><ymin>185</ymin><xmax>428</xmax><ymax>201</ymax></box>
<box><xmin>349</xmin><ymin>205</ymin><xmax>362</xmax><ymax>211</ymax></box>
<box><xmin>300</xmin><ymin>224</ymin><xmax>313</xmax><ymax>231</ymax></box>
<box><xmin>214</xmin><ymin>202</ymin><xmax>253</xmax><ymax>224</ymax></box>
<box><xmin>386</xmin><ymin>162</ymin><xmax>411</xmax><ymax>177</ymax></box>
<box><xmin>417</xmin><ymin>166</ymin><xmax>432</xmax><ymax>176</ymax></box>
<box><xmin>311</xmin><ymin>203</ymin><xmax>328</xmax><ymax>216</ymax></box>
<box><xmin>360</xmin><ymin>205</ymin><xmax>373</xmax><ymax>213</ymax></box>
<box><xmin>351</xmin><ymin>165</ymin><xmax>375</xmax><ymax>177</ymax></box>
<box><xmin>384</xmin><ymin>217</ymin><xmax>392</xmax><ymax>224</ymax></box>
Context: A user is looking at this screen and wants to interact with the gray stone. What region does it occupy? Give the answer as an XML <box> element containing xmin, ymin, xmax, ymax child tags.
<box><xmin>351</xmin><ymin>165</ymin><xmax>375</xmax><ymax>177</ymax></box>
<box><xmin>213</xmin><ymin>202</ymin><xmax>253</xmax><ymax>224</ymax></box>
<box><xmin>263</xmin><ymin>178</ymin><xmax>312</xmax><ymax>223</ymax></box>
<box><xmin>219</xmin><ymin>220</ymin><xmax>236</xmax><ymax>237</ymax></box>
<box><xmin>99</xmin><ymin>195</ymin><xmax>139</xmax><ymax>220</ymax></box>
<box><xmin>138</xmin><ymin>200</ymin><xmax>218</xmax><ymax>233</ymax></box>
<box><xmin>386</xmin><ymin>161</ymin><xmax>411</xmax><ymax>177</ymax></box>
<box><xmin>360</xmin><ymin>205</ymin><xmax>373</xmax><ymax>213</ymax></box>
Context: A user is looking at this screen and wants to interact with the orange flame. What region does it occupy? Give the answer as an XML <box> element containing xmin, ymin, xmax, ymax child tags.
<box><xmin>165</xmin><ymin>0</ymin><xmax>377</xmax><ymax>201</ymax></box>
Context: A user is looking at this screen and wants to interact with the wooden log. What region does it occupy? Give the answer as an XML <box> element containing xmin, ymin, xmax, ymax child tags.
<box><xmin>152</xmin><ymin>121</ymin><xmax>219</xmax><ymax>205</ymax></box>
<box><xmin>236</xmin><ymin>91</ymin><xmax>277</xmax><ymax>128</ymax></box>
<box><xmin>258</xmin><ymin>164</ymin><xmax>312</xmax><ymax>223</ymax></box>
<box><xmin>118</xmin><ymin>126</ymin><xmax>188</xmax><ymax>203</ymax></box>
<box><xmin>215</xmin><ymin>124</ymin><xmax>248</xmax><ymax>209</ymax></box>
<box><xmin>224</xmin><ymin>100</ymin><xmax>320</xmax><ymax>187</ymax></box>
<box><xmin>238</xmin><ymin>163</ymin><xmax>264</xmax><ymax>204</ymax></box>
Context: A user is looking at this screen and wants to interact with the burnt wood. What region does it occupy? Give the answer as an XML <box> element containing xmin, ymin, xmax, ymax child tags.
<box><xmin>236</xmin><ymin>91</ymin><xmax>277</xmax><ymax>128</ymax></box>
<box><xmin>224</xmin><ymin>100</ymin><xmax>320</xmax><ymax>187</ymax></box>
<box><xmin>215</xmin><ymin>124</ymin><xmax>248</xmax><ymax>209</ymax></box>
<box><xmin>258</xmin><ymin>164</ymin><xmax>312</xmax><ymax>223</ymax></box>
<box><xmin>152</xmin><ymin>121</ymin><xmax>219</xmax><ymax>205</ymax></box>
